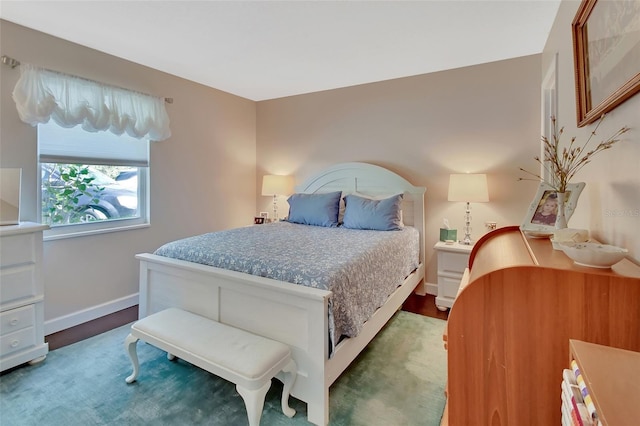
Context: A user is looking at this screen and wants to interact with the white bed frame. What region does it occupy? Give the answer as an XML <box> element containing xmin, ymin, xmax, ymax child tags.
<box><xmin>136</xmin><ymin>162</ymin><xmax>426</xmax><ymax>425</ymax></box>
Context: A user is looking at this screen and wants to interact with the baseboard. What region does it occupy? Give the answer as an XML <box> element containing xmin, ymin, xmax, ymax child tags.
<box><xmin>414</xmin><ymin>281</ymin><xmax>438</xmax><ymax>296</ymax></box>
<box><xmin>425</xmin><ymin>282</ymin><xmax>437</xmax><ymax>296</ymax></box>
<box><xmin>44</xmin><ymin>293</ymin><xmax>139</xmax><ymax>335</ymax></box>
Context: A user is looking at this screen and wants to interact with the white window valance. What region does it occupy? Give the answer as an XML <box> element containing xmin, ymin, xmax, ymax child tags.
<box><xmin>12</xmin><ymin>64</ymin><xmax>171</xmax><ymax>141</ymax></box>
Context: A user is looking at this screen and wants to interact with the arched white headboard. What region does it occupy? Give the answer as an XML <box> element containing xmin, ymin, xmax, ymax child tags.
<box><xmin>296</xmin><ymin>162</ymin><xmax>426</xmax><ymax>263</ymax></box>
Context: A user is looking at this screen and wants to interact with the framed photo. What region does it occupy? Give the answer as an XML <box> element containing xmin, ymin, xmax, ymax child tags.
<box><xmin>520</xmin><ymin>182</ymin><xmax>586</xmax><ymax>236</ymax></box>
<box><xmin>259</xmin><ymin>211</ymin><xmax>269</xmax><ymax>219</ymax></box>
<box><xmin>572</xmin><ymin>0</ymin><xmax>640</xmax><ymax>127</ymax></box>
<box><xmin>253</xmin><ymin>216</ymin><xmax>265</xmax><ymax>225</ymax></box>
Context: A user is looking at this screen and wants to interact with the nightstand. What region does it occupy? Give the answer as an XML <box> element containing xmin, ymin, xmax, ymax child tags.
<box><xmin>434</xmin><ymin>241</ymin><xmax>473</xmax><ymax>311</ymax></box>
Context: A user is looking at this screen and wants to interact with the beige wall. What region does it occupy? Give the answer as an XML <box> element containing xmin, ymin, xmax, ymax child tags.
<box><xmin>256</xmin><ymin>55</ymin><xmax>544</xmax><ymax>286</ymax></box>
<box><xmin>542</xmin><ymin>1</ymin><xmax>639</xmax><ymax>259</ymax></box>
<box><xmin>0</xmin><ymin>20</ymin><xmax>256</xmax><ymax>332</ymax></box>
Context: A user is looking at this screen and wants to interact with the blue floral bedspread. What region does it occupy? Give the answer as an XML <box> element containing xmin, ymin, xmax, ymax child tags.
<box><xmin>154</xmin><ymin>221</ymin><xmax>420</xmax><ymax>351</ymax></box>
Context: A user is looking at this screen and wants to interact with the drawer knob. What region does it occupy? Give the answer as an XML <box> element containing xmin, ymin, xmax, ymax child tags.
<box><xmin>11</xmin><ymin>340</ymin><xmax>20</xmax><ymax>348</ymax></box>
<box><xmin>9</xmin><ymin>318</ymin><xmax>19</xmax><ymax>326</ymax></box>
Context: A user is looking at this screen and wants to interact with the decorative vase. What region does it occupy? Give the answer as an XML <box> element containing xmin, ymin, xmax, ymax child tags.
<box><xmin>555</xmin><ymin>192</ymin><xmax>568</xmax><ymax>229</ymax></box>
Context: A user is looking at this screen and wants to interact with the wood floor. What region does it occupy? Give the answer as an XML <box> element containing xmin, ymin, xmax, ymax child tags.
<box><xmin>45</xmin><ymin>305</ymin><xmax>139</xmax><ymax>351</ymax></box>
<box><xmin>45</xmin><ymin>293</ymin><xmax>448</xmax><ymax>351</ymax></box>
<box><xmin>402</xmin><ymin>292</ymin><xmax>449</xmax><ymax>321</ymax></box>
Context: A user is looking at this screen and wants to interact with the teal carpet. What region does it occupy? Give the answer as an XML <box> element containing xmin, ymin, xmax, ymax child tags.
<box><xmin>0</xmin><ymin>311</ymin><xmax>447</xmax><ymax>425</ymax></box>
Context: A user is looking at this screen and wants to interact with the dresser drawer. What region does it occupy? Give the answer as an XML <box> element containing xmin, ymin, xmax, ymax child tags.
<box><xmin>0</xmin><ymin>305</ymin><xmax>35</xmax><ymax>336</ymax></box>
<box><xmin>438</xmin><ymin>274</ymin><xmax>463</xmax><ymax>298</ymax></box>
<box><xmin>0</xmin><ymin>326</ymin><xmax>36</xmax><ymax>357</ymax></box>
<box><xmin>439</xmin><ymin>251</ymin><xmax>469</xmax><ymax>274</ymax></box>
<box><xmin>0</xmin><ymin>265</ymin><xmax>37</xmax><ymax>305</ymax></box>
<box><xmin>0</xmin><ymin>233</ymin><xmax>35</xmax><ymax>268</ymax></box>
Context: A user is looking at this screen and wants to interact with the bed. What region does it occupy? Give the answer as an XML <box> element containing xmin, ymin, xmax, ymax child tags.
<box><xmin>136</xmin><ymin>162</ymin><xmax>426</xmax><ymax>425</ymax></box>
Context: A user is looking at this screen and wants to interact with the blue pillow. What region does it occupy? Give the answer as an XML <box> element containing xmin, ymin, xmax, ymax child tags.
<box><xmin>342</xmin><ymin>193</ymin><xmax>404</xmax><ymax>231</ymax></box>
<box><xmin>286</xmin><ymin>191</ymin><xmax>342</xmax><ymax>227</ymax></box>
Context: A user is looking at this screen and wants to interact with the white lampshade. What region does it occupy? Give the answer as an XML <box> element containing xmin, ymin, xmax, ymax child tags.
<box><xmin>448</xmin><ymin>174</ymin><xmax>489</xmax><ymax>203</ymax></box>
<box><xmin>261</xmin><ymin>175</ymin><xmax>293</xmax><ymax>196</ymax></box>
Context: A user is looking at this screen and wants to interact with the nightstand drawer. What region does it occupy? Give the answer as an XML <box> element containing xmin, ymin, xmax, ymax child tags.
<box><xmin>0</xmin><ymin>233</ymin><xmax>35</xmax><ymax>268</ymax></box>
<box><xmin>0</xmin><ymin>305</ymin><xmax>36</xmax><ymax>336</ymax></box>
<box><xmin>438</xmin><ymin>275</ymin><xmax>463</xmax><ymax>298</ymax></box>
<box><xmin>434</xmin><ymin>241</ymin><xmax>472</xmax><ymax>311</ymax></box>
<box><xmin>0</xmin><ymin>266</ymin><xmax>37</xmax><ymax>305</ymax></box>
<box><xmin>439</xmin><ymin>251</ymin><xmax>468</xmax><ymax>274</ymax></box>
<box><xmin>0</xmin><ymin>326</ymin><xmax>36</xmax><ymax>357</ymax></box>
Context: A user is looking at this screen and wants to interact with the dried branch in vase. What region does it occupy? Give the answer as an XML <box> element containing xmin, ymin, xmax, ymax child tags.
<box><xmin>519</xmin><ymin>115</ymin><xmax>629</xmax><ymax>193</ymax></box>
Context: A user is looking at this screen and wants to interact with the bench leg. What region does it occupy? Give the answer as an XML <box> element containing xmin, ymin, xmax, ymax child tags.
<box><xmin>237</xmin><ymin>381</ymin><xmax>270</xmax><ymax>426</ymax></box>
<box><xmin>124</xmin><ymin>333</ymin><xmax>140</xmax><ymax>384</ymax></box>
<box><xmin>281</xmin><ymin>359</ymin><xmax>297</xmax><ymax>418</ymax></box>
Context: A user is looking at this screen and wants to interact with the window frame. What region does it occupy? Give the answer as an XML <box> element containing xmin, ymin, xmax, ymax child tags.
<box><xmin>39</xmin><ymin>164</ymin><xmax>150</xmax><ymax>241</ymax></box>
<box><xmin>37</xmin><ymin>123</ymin><xmax>151</xmax><ymax>241</ymax></box>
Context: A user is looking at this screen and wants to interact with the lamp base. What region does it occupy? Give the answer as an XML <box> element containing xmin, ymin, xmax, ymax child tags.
<box><xmin>272</xmin><ymin>194</ymin><xmax>278</xmax><ymax>222</ymax></box>
<box><xmin>461</xmin><ymin>201</ymin><xmax>473</xmax><ymax>245</ymax></box>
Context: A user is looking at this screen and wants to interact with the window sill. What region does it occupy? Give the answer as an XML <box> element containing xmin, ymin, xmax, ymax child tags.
<box><xmin>43</xmin><ymin>221</ymin><xmax>150</xmax><ymax>242</ymax></box>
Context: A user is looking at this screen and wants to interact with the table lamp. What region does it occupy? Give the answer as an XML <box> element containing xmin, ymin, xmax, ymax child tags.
<box><xmin>448</xmin><ymin>173</ymin><xmax>489</xmax><ymax>245</ymax></box>
<box><xmin>261</xmin><ymin>175</ymin><xmax>294</xmax><ymax>221</ymax></box>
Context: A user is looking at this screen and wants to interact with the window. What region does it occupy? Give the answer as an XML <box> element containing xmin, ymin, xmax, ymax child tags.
<box><xmin>11</xmin><ymin>64</ymin><xmax>170</xmax><ymax>238</ymax></box>
<box><xmin>38</xmin><ymin>121</ymin><xmax>149</xmax><ymax>239</ymax></box>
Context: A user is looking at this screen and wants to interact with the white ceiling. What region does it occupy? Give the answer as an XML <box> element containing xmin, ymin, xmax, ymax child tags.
<box><xmin>0</xmin><ymin>1</ymin><xmax>561</xmax><ymax>101</ymax></box>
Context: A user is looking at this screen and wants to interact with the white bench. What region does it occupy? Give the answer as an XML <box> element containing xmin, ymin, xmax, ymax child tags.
<box><xmin>124</xmin><ymin>308</ymin><xmax>297</xmax><ymax>426</ymax></box>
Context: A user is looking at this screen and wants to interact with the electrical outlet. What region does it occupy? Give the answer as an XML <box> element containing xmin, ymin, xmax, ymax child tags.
<box><xmin>485</xmin><ymin>221</ymin><xmax>497</xmax><ymax>231</ymax></box>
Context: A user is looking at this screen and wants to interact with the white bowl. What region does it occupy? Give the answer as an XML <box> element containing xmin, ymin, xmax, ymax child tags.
<box><xmin>558</xmin><ymin>242</ymin><xmax>628</xmax><ymax>268</ymax></box>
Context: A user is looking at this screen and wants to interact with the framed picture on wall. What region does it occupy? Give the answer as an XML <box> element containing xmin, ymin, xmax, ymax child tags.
<box><xmin>572</xmin><ymin>0</ymin><xmax>640</xmax><ymax>127</ymax></box>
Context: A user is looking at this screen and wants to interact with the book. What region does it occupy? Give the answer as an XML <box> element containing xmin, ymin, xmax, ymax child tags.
<box><xmin>571</xmin><ymin>359</ymin><xmax>598</xmax><ymax>422</ymax></box>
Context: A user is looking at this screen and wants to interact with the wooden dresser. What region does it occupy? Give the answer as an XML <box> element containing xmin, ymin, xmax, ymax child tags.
<box><xmin>444</xmin><ymin>226</ymin><xmax>640</xmax><ymax>426</ymax></box>
<box><xmin>0</xmin><ymin>222</ymin><xmax>49</xmax><ymax>372</ymax></box>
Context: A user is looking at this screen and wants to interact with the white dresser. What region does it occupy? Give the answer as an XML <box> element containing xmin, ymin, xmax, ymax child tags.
<box><xmin>434</xmin><ymin>241</ymin><xmax>472</xmax><ymax>310</ymax></box>
<box><xmin>0</xmin><ymin>222</ymin><xmax>49</xmax><ymax>372</ymax></box>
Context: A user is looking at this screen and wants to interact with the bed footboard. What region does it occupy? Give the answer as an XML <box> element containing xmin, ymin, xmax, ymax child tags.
<box><xmin>137</xmin><ymin>253</ymin><xmax>332</xmax><ymax>424</ymax></box>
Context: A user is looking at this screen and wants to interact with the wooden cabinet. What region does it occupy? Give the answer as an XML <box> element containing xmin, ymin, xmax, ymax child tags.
<box><xmin>434</xmin><ymin>241</ymin><xmax>472</xmax><ymax>310</ymax></box>
<box><xmin>0</xmin><ymin>222</ymin><xmax>49</xmax><ymax>372</ymax></box>
<box><xmin>444</xmin><ymin>226</ymin><xmax>640</xmax><ymax>426</ymax></box>
<box><xmin>568</xmin><ymin>339</ymin><xmax>640</xmax><ymax>425</ymax></box>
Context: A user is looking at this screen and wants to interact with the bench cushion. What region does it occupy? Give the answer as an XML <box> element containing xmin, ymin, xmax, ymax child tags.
<box><xmin>132</xmin><ymin>308</ymin><xmax>290</xmax><ymax>381</ymax></box>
